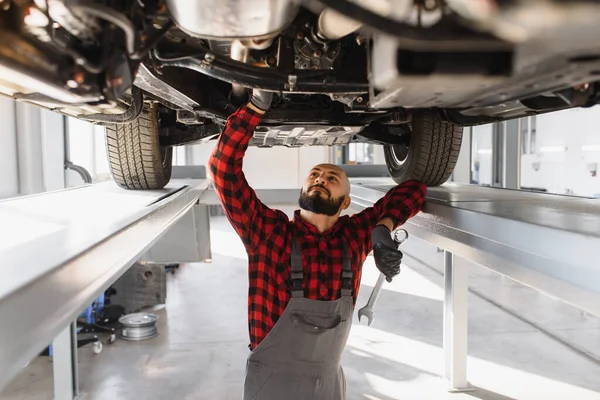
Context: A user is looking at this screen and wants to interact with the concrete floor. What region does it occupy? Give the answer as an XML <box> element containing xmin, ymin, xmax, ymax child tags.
<box><xmin>2</xmin><ymin>206</ymin><xmax>600</xmax><ymax>400</ymax></box>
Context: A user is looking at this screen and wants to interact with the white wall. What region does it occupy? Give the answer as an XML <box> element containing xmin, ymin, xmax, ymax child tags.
<box><xmin>471</xmin><ymin>124</ymin><xmax>493</xmax><ymax>186</ymax></box>
<box><xmin>188</xmin><ymin>142</ymin><xmax>330</xmax><ymax>189</ymax></box>
<box><xmin>520</xmin><ymin>105</ymin><xmax>600</xmax><ymax>197</ymax></box>
<box><xmin>372</xmin><ymin>144</ymin><xmax>386</xmax><ymax>165</ymax></box>
<box><xmin>0</xmin><ymin>99</ymin><xmax>73</xmax><ymax>198</ymax></box>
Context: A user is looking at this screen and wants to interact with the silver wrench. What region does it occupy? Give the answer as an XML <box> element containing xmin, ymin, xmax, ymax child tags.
<box><xmin>357</xmin><ymin>228</ymin><xmax>409</xmax><ymax>326</ymax></box>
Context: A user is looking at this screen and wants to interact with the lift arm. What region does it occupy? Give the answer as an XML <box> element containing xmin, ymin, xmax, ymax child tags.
<box><xmin>350</xmin><ymin>180</ymin><xmax>600</xmax><ymax>318</ymax></box>
<box><xmin>351</xmin><ymin>179</ymin><xmax>600</xmax><ymax>392</ymax></box>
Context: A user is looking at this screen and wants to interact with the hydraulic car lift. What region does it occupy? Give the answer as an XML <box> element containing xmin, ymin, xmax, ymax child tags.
<box><xmin>1</xmin><ymin>173</ymin><xmax>599</xmax><ymax>398</ymax></box>
<box><xmin>0</xmin><ymin>172</ymin><xmax>211</xmax><ymax>399</ymax></box>
<box><xmin>350</xmin><ymin>178</ymin><xmax>600</xmax><ymax>392</ymax></box>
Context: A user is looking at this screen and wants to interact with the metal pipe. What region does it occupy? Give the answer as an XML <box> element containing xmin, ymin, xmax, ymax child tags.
<box><xmin>230</xmin><ymin>40</ymin><xmax>250</xmax><ymax>100</ymax></box>
<box><xmin>64</xmin><ymin>161</ymin><xmax>92</xmax><ymax>184</ymax></box>
<box><xmin>65</xmin><ymin>0</ymin><xmax>137</xmax><ymax>55</ymax></box>
<box><xmin>317</xmin><ymin>8</ymin><xmax>363</xmax><ymax>40</ymax></box>
<box><xmin>315</xmin><ymin>0</ymin><xmax>509</xmax><ymax>51</ymax></box>
<box><xmin>155</xmin><ymin>51</ymin><xmax>368</xmax><ymax>94</ymax></box>
<box><xmin>63</xmin><ymin>115</ymin><xmax>92</xmax><ymax>184</ymax></box>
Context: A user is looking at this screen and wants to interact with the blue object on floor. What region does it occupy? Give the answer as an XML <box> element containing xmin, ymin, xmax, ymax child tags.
<box><xmin>83</xmin><ymin>293</ymin><xmax>105</xmax><ymax>324</ymax></box>
<box><xmin>45</xmin><ymin>293</ymin><xmax>109</xmax><ymax>356</ymax></box>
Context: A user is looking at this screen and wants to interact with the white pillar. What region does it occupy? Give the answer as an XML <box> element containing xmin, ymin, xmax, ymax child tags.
<box><xmin>15</xmin><ymin>102</ymin><xmax>45</xmax><ymax>195</ymax></box>
<box><xmin>443</xmin><ymin>251</ymin><xmax>474</xmax><ymax>392</ymax></box>
<box><xmin>41</xmin><ymin>111</ymin><xmax>66</xmax><ymax>191</ymax></box>
<box><xmin>52</xmin><ymin>322</ymin><xmax>79</xmax><ymax>400</ymax></box>
<box><xmin>0</xmin><ymin>97</ymin><xmax>19</xmax><ymax>199</ymax></box>
<box><xmin>452</xmin><ymin>127</ymin><xmax>472</xmax><ymax>184</ymax></box>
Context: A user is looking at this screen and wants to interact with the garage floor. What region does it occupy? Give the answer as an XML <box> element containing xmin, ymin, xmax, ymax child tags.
<box><xmin>2</xmin><ymin>206</ymin><xmax>600</xmax><ymax>400</ymax></box>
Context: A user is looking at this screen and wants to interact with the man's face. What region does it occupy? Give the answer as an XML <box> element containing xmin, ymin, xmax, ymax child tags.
<box><xmin>298</xmin><ymin>164</ymin><xmax>351</xmax><ymax>216</ymax></box>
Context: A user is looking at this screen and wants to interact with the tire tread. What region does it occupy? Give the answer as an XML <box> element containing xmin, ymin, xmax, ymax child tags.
<box><xmin>105</xmin><ymin>105</ymin><xmax>172</xmax><ymax>190</ymax></box>
<box><xmin>384</xmin><ymin>110</ymin><xmax>463</xmax><ymax>186</ymax></box>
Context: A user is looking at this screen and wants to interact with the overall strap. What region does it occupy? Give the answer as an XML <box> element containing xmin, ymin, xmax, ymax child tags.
<box><xmin>340</xmin><ymin>241</ymin><xmax>353</xmax><ymax>297</ymax></box>
<box><xmin>290</xmin><ymin>234</ymin><xmax>304</xmax><ymax>298</ymax></box>
<box><xmin>291</xmin><ymin>235</ymin><xmax>353</xmax><ymax>298</ymax></box>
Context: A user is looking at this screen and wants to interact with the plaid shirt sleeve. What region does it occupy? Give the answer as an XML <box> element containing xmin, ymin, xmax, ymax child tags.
<box><xmin>208</xmin><ymin>105</ymin><xmax>282</xmax><ymax>251</ymax></box>
<box><xmin>348</xmin><ymin>179</ymin><xmax>427</xmax><ymax>251</ymax></box>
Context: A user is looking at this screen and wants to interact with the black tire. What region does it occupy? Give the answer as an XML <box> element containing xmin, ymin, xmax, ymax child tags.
<box><xmin>384</xmin><ymin>110</ymin><xmax>463</xmax><ymax>186</ymax></box>
<box><xmin>106</xmin><ymin>104</ymin><xmax>172</xmax><ymax>190</ymax></box>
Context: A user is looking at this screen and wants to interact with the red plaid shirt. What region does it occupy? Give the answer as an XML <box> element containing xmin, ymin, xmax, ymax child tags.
<box><xmin>209</xmin><ymin>105</ymin><xmax>426</xmax><ymax>350</ymax></box>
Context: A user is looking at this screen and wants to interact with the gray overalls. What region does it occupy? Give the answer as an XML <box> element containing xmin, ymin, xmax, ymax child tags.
<box><xmin>242</xmin><ymin>236</ymin><xmax>354</xmax><ymax>400</ymax></box>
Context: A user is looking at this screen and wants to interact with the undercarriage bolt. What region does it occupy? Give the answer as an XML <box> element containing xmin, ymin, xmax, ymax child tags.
<box><xmin>204</xmin><ymin>52</ymin><xmax>216</xmax><ymax>63</ymax></box>
<box><xmin>356</xmin><ymin>97</ymin><xmax>363</xmax><ymax>103</ymax></box>
<box><xmin>296</xmin><ymin>31</ymin><xmax>305</xmax><ymax>40</ymax></box>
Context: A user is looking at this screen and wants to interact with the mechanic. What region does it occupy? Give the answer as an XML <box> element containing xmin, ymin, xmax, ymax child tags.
<box><xmin>208</xmin><ymin>90</ymin><xmax>427</xmax><ymax>400</ymax></box>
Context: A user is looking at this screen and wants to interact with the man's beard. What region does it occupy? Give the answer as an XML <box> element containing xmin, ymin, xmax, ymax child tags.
<box><xmin>298</xmin><ymin>186</ymin><xmax>345</xmax><ymax>217</ymax></box>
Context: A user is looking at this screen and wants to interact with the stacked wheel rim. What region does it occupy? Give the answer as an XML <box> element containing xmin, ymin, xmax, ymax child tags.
<box><xmin>119</xmin><ymin>313</ymin><xmax>159</xmax><ymax>341</ymax></box>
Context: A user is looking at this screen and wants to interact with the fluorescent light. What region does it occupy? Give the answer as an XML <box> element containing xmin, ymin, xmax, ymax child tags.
<box><xmin>477</xmin><ymin>149</ymin><xmax>492</xmax><ymax>155</ymax></box>
<box><xmin>540</xmin><ymin>146</ymin><xmax>567</xmax><ymax>153</ymax></box>
<box><xmin>582</xmin><ymin>145</ymin><xmax>600</xmax><ymax>152</ymax></box>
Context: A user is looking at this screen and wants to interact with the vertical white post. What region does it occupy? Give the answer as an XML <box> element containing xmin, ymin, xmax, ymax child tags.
<box><xmin>0</xmin><ymin>97</ymin><xmax>19</xmax><ymax>199</ymax></box>
<box><xmin>451</xmin><ymin>126</ymin><xmax>472</xmax><ymax>184</ymax></box>
<box><xmin>443</xmin><ymin>251</ymin><xmax>473</xmax><ymax>392</ymax></box>
<box><xmin>53</xmin><ymin>322</ymin><xmax>79</xmax><ymax>400</ymax></box>
<box><xmin>15</xmin><ymin>102</ymin><xmax>45</xmax><ymax>195</ymax></box>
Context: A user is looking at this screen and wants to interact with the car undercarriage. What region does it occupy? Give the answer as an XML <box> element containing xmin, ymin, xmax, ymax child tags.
<box><xmin>2</xmin><ymin>0</ymin><xmax>600</xmax><ymax>189</ymax></box>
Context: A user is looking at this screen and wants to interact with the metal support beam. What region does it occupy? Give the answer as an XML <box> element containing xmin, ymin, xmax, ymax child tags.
<box><xmin>443</xmin><ymin>251</ymin><xmax>473</xmax><ymax>392</ymax></box>
<box><xmin>52</xmin><ymin>322</ymin><xmax>78</xmax><ymax>400</ymax></box>
<box><xmin>491</xmin><ymin>122</ymin><xmax>504</xmax><ymax>188</ymax></box>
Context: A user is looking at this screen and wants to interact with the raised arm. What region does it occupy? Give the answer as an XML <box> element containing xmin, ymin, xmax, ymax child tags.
<box><xmin>348</xmin><ymin>179</ymin><xmax>427</xmax><ymax>252</ymax></box>
<box><xmin>208</xmin><ymin>102</ymin><xmax>283</xmax><ymax>252</ymax></box>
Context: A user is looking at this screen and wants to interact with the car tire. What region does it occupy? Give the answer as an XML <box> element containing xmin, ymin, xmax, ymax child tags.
<box><xmin>384</xmin><ymin>110</ymin><xmax>463</xmax><ymax>186</ymax></box>
<box><xmin>105</xmin><ymin>104</ymin><xmax>172</xmax><ymax>190</ymax></box>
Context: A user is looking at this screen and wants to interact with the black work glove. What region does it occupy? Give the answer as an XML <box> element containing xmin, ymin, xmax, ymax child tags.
<box><xmin>371</xmin><ymin>225</ymin><xmax>403</xmax><ymax>282</ymax></box>
<box><xmin>249</xmin><ymin>89</ymin><xmax>273</xmax><ymax>111</ymax></box>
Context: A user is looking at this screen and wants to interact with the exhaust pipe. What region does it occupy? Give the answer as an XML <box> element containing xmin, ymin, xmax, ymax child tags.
<box><xmin>317</xmin><ymin>8</ymin><xmax>363</xmax><ymax>40</ymax></box>
<box><xmin>230</xmin><ymin>40</ymin><xmax>250</xmax><ymax>102</ymax></box>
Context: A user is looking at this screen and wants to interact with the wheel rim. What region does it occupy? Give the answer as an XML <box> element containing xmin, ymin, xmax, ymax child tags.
<box><xmin>159</xmin><ymin>145</ymin><xmax>169</xmax><ymax>169</ymax></box>
<box><xmin>390</xmin><ymin>143</ymin><xmax>410</xmax><ymax>168</ymax></box>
